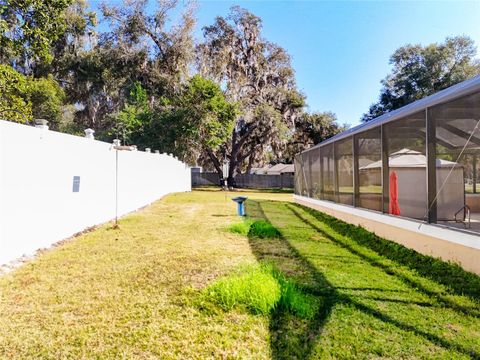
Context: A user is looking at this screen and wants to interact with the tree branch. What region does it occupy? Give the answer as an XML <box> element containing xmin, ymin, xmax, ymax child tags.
<box><xmin>205</xmin><ymin>147</ymin><xmax>223</xmax><ymax>178</ymax></box>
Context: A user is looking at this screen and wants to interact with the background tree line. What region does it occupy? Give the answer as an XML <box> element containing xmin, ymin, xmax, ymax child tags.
<box><xmin>362</xmin><ymin>36</ymin><xmax>480</xmax><ymax>121</ymax></box>
<box><xmin>1</xmin><ymin>0</ymin><xmax>479</xmax><ymax>184</ymax></box>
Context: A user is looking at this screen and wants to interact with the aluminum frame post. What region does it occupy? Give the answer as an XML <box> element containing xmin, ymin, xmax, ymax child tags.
<box><xmin>426</xmin><ymin>108</ymin><xmax>437</xmax><ymax>223</ymax></box>
<box><xmin>381</xmin><ymin>125</ymin><xmax>389</xmax><ymax>213</ymax></box>
<box><xmin>353</xmin><ymin>135</ymin><xmax>359</xmax><ymax>207</ymax></box>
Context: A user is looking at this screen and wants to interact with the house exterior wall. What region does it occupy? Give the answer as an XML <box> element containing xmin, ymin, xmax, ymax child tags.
<box><xmin>0</xmin><ymin>120</ymin><xmax>191</xmax><ymax>265</ymax></box>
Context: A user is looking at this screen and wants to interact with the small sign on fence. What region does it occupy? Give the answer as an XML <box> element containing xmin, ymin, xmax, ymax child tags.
<box><xmin>72</xmin><ymin>176</ymin><xmax>81</xmax><ymax>192</ymax></box>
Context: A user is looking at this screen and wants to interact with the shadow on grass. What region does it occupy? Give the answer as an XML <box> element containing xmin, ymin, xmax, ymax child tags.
<box><xmin>246</xmin><ymin>199</ymin><xmax>480</xmax><ymax>359</ymax></box>
<box><xmin>246</xmin><ymin>199</ymin><xmax>337</xmax><ymax>359</ymax></box>
<box><xmin>290</xmin><ymin>203</ymin><xmax>480</xmax><ymax>308</ymax></box>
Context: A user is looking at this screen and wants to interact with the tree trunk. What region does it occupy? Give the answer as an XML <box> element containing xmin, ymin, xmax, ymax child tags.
<box><xmin>246</xmin><ymin>155</ymin><xmax>255</xmax><ymax>174</ymax></box>
<box><xmin>227</xmin><ymin>159</ymin><xmax>236</xmax><ymax>188</ymax></box>
<box><xmin>206</xmin><ymin>148</ymin><xmax>224</xmax><ymax>186</ymax></box>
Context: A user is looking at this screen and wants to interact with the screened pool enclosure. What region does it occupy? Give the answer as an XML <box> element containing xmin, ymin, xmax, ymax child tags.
<box><xmin>295</xmin><ymin>75</ymin><xmax>480</xmax><ymax>233</ymax></box>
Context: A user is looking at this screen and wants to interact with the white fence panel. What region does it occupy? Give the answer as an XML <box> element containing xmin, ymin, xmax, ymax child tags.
<box><xmin>0</xmin><ymin>120</ymin><xmax>191</xmax><ymax>265</ymax></box>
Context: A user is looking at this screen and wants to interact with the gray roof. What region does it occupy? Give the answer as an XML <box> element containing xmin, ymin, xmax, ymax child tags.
<box><xmin>267</xmin><ymin>163</ymin><xmax>294</xmax><ymax>174</ymax></box>
<box><xmin>303</xmin><ymin>74</ymin><xmax>480</xmax><ymax>153</ymax></box>
<box><xmin>250</xmin><ymin>165</ymin><xmax>270</xmax><ymax>174</ymax></box>
<box><xmin>360</xmin><ymin>148</ymin><xmax>460</xmax><ymax>169</ymax></box>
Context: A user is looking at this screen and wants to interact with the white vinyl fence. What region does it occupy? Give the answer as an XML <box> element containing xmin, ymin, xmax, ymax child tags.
<box><xmin>0</xmin><ymin>120</ymin><xmax>191</xmax><ymax>265</ymax></box>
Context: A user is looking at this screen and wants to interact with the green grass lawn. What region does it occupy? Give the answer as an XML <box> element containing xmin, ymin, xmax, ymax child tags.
<box><xmin>246</xmin><ymin>200</ymin><xmax>480</xmax><ymax>359</ymax></box>
<box><xmin>0</xmin><ymin>189</ymin><xmax>479</xmax><ymax>359</ymax></box>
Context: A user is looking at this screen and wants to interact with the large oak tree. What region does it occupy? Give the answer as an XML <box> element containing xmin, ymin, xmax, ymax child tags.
<box><xmin>197</xmin><ymin>6</ymin><xmax>304</xmax><ymax>184</ymax></box>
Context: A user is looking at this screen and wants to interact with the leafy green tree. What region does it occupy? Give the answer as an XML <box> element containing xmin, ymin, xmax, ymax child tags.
<box><xmin>0</xmin><ymin>64</ymin><xmax>32</xmax><ymax>122</ymax></box>
<box><xmin>28</xmin><ymin>75</ymin><xmax>65</xmax><ymax>129</ymax></box>
<box><xmin>363</xmin><ymin>36</ymin><xmax>480</xmax><ymax>122</ymax></box>
<box><xmin>296</xmin><ymin>112</ymin><xmax>345</xmax><ymax>146</ymax></box>
<box><xmin>178</xmin><ymin>75</ymin><xmax>238</xmax><ymax>151</ymax></box>
<box><xmin>283</xmin><ymin>112</ymin><xmax>346</xmax><ymax>163</ymax></box>
<box><xmin>108</xmin><ymin>81</ymin><xmax>150</xmax><ymax>144</ymax></box>
<box><xmin>0</xmin><ymin>0</ymin><xmax>72</xmax><ymax>71</ymax></box>
<box><xmin>35</xmin><ymin>0</ymin><xmax>97</xmax><ymax>78</ymax></box>
<box><xmin>0</xmin><ymin>65</ymin><xmax>64</xmax><ymax>127</ymax></box>
<box><xmin>146</xmin><ymin>75</ymin><xmax>238</xmax><ymax>165</ymax></box>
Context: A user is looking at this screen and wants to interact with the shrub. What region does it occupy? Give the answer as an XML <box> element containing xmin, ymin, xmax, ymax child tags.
<box><xmin>202</xmin><ymin>264</ymin><xmax>281</xmax><ymax>315</ymax></box>
<box><xmin>248</xmin><ymin>220</ymin><xmax>281</xmax><ymax>238</ymax></box>
<box><xmin>228</xmin><ymin>219</ymin><xmax>280</xmax><ymax>238</ymax></box>
<box><xmin>201</xmin><ymin>263</ymin><xmax>318</xmax><ymax>318</ymax></box>
<box><xmin>228</xmin><ymin>219</ymin><xmax>254</xmax><ymax>236</ymax></box>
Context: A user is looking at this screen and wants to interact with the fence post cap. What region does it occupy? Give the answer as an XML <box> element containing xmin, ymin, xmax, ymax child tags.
<box><xmin>34</xmin><ymin>119</ymin><xmax>49</xmax><ymax>130</ymax></box>
<box><xmin>84</xmin><ymin>128</ymin><xmax>95</xmax><ymax>139</ymax></box>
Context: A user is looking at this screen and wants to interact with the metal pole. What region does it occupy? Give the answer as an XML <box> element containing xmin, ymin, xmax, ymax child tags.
<box><xmin>473</xmin><ymin>154</ymin><xmax>477</xmax><ymax>194</ymax></box>
<box><xmin>115</xmin><ymin>148</ymin><xmax>119</xmax><ymax>227</ymax></box>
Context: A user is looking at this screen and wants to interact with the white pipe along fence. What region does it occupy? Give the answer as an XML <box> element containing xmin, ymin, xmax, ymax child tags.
<box><xmin>0</xmin><ymin>120</ymin><xmax>191</xmax><ymax>266</ymax></box>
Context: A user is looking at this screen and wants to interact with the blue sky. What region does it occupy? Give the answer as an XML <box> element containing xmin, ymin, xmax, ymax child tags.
<box><xmin>92</xmin><ymin>1</ymin><xmax>480</xmax><ymax>127</ymax></box>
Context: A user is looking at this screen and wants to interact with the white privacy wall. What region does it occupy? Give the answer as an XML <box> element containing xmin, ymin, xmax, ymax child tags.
<box><xmin>0</xmin><ymin>120</ymin><xmax>191</xmax><ymax>265</ymax></box>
